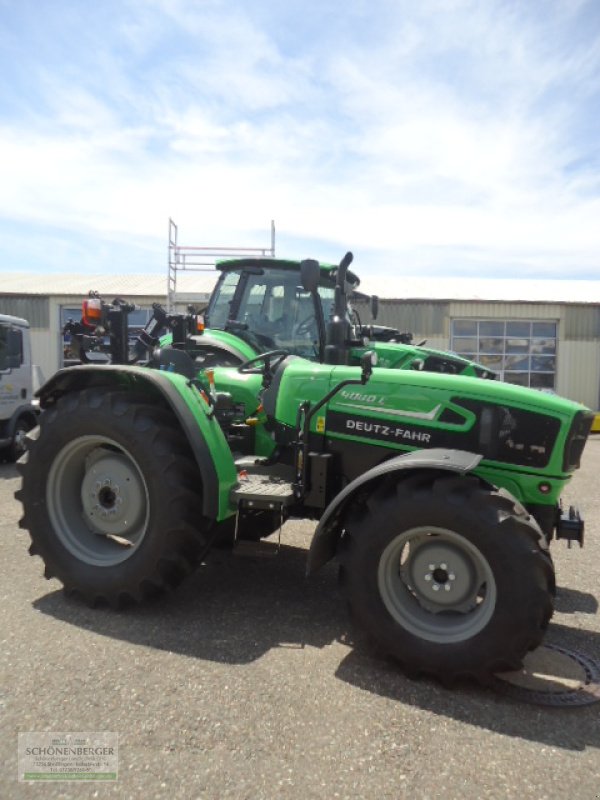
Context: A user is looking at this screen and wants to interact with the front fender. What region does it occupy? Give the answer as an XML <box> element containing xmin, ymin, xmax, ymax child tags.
<box><xmin>37</xmin><ymin>365</ymin><xmax>238</xmax><ymax>521</ymax></box>
<box><xmin>306</xmin><ymin>448</ymin><xmax>483</xmax><ymax>575</ymax></box>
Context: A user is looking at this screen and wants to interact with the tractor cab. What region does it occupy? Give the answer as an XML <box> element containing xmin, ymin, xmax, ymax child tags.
<box><xmin>201</xmin><ymin>254</ymin><xmax>495</xmax><ymax>378</ymax></box>
<box><xmin>205</xmin><ymin>259</ymin><xmax>332</xmax><ymax>360</ymax></box>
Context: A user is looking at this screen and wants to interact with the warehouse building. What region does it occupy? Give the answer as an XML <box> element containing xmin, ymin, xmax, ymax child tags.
<box><xmin>355</xmin><ymin>276</ymin><xmax>600</xmax><ymax>411</ymax></box>
<box><xmin>1</xmin><ymin>271</ymin><xmax>599</xmax><ymax>412</ymax></box>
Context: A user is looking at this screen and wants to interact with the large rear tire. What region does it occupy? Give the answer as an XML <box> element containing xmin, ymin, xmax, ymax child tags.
<box><xmin>16</xmin><ymin>390</ymin><xmax>210</xmax><ymax>607</ymax></box>
<box><xmin>339</xmin><ymin>473</ymin><xmax>555</xmax><ymax>682</ymax></box>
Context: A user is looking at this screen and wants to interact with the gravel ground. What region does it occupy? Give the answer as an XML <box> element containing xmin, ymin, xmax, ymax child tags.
<box><xmin>1</xmin><ymin>439</ymin><xmax>599</xmax><ymax>799</ymax></box>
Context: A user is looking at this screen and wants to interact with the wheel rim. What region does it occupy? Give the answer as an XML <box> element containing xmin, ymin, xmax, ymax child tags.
<box><xmin>377</xmin><ymin>526</ymin><xmax>497</xmax><ymax>644</ymax></box>
<box><xmin>46</xmin><ymin>435</ymin><xmax>150</xmax><ymax>566</ymax></box>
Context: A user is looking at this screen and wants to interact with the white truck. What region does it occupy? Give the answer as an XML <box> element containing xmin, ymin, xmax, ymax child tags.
<box><xmin>0</xmin><ymin>314</ymin><xmax>41</xmax><ymax>461</ymax></box>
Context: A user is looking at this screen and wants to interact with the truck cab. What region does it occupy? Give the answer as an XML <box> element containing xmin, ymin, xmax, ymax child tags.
<box><xmin>0</xmin><ymin>314</ymin><xmax>40</xmax><ymax>460</ymax></box>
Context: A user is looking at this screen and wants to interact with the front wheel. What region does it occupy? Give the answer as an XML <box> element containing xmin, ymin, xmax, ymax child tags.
<box><xmin>339</xmin><ymin>473</ymin><xmax>555</xmax><ymax>682</ymax></box>
<box><xmin>16</xmin><ymin>390</ymin><xmax>210</xmax><ymax>607</ymax></box>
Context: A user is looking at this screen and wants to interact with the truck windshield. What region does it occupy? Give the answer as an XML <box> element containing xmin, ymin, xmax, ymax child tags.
<box><xmin>0</xmin><ymin>325</ymin><xmax>23</xmax><ymax>371</ymax></box>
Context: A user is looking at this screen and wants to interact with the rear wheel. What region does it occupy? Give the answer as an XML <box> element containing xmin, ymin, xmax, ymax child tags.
<box><xmin>16</xmin><ymin>390</ymin><xmax>210</xmax><ymax>606</ymax></box>
<box><xmin>339</xmin><ymin>473</ymin><xmax>555</xmax><ymax>682</ymax></box>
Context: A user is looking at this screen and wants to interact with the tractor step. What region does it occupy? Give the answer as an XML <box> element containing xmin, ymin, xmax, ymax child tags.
<box><xmin>231</xmin><ymin>474</ymin><xmax>295</xmax><ymax>511</ymax></box>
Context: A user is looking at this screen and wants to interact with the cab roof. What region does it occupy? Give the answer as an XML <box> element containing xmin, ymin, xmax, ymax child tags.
<box><xmin>215</xmin><ymin>257</ymin><xmax>361</xmax><ymax>288</ymax></box>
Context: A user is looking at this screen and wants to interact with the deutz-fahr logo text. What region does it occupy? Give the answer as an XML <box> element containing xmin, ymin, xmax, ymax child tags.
<box><xmin>345</xmin><ymin>418</ymin><xmax>431</xmax><ymax>443</ymax></box>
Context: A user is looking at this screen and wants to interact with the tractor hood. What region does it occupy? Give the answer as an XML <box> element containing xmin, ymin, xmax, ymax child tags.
<box><xmin>269</xmin><ymin>359</ymin><xmax>593</xmax><ymax>485</ymax></box>
<box><xmin>350</xmin><ymin>339</ymin><xmax>494</xmax><ymax>379</ymax></box>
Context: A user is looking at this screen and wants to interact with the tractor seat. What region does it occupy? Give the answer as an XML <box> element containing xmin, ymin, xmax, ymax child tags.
<box><xmin>150</xmin><ymin>347</ymin><xmax>197</xmax><ymax>379</ymax></box>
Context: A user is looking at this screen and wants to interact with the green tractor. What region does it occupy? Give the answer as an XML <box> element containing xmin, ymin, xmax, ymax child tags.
<box><xmin>176</xmin><ymin>251</ymin><xmax>496</xmax><ymax>377</ymax></box>
<box><xmin>16</xmin><ymin>254</ymin><xmax>593</xmax><ymax>683</ymax></box>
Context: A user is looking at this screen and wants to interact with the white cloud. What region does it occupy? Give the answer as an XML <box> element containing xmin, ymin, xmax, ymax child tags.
<box><xmin>0</xmin><ymin>0</ymin><xmax>599</xmax><ymax>278</ymax></box>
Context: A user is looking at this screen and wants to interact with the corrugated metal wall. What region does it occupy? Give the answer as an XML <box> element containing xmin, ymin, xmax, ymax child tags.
<box><xmin>0</xmin><ymin>296</ymin><xmax>49</xmax><ymax>327</ymax></box>
<box><xmin>354</xmin><ymin>300</ymin><xmax>448</xmax><ymax>339</ymax></box>
<box><xmin>563</xmin><ymin>305</ymin><xmax>600</xmax><ymax>339</ymax></box>
<box><xmin>557</xmin><ymin>341</ymin><xmax>600</xmax><ymax>408</ymax></box>
<box><xmin>449</xmin><ymin>301</ymin><xmax>561</xmax><ymax>323</ymax></box>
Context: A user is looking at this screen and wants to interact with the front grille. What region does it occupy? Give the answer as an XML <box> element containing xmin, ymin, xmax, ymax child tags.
<box><xmin>563</xmin><ymin>411</ymin><xmax>594</xmax><ymax>472</ymax></box>
<box><xmin>453</xmin><ymin>398</ymin><xmax>561</xmax><ymax>469</ymax></box>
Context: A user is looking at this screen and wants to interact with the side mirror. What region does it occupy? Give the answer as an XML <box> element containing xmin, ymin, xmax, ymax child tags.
<box><xmin>300</xmin><ymin>259</ymin><xmax>320</xmax><ymax>293</ymax></box>
<box><xmin>360</xmin><ymin>350</ymin><xmax>377</xmax><ymax>384</ymax></box>
<box><xmin>370</xmin><ymin>295</ymin><xmax>379</xmax><ymax>320</ymax></box>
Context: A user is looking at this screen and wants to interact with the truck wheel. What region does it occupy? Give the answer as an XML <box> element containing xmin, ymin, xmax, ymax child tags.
<box><xmin>338</xmin><ymin>473</ymin><xmax>555</xmax><ymax>683</ymax></box>
<box><xmin>5</xmin><ymin>418</ymin><xmax>33</xmax><ymax>462</ymax></box>
<box><xmin>16</xmin><ymin>390</ymin><xmax>210</xmax><ymax>607</ymax></box>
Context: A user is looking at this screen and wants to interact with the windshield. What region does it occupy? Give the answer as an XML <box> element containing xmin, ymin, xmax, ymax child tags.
<box><xmin>207</xmin><ymin>268</ymin><xmax>345</xmax><ymax>357</ymax></box>
<box><xmin>0</xmin><ymin>325</ymin><xmax>23</xmax><ymax>371</ymax></box>
<box><xmin>206</xmin><ymin>270</ymin><xmax>241</xmax><ymax>328</ymax></box>
<box><xmin>237</xmin><ymin>269</ymin><xmax>320</xmax><ymax>357</ymax></box>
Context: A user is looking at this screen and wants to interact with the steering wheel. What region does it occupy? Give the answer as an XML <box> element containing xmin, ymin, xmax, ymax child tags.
<box><xmin>294</xmin><ymin>314</ymin><xmax>316</xmax><ymax>337</ymax></box>
<box><xmin>238</xmin><ymin>349</ymin><xmax>289</xmax><ymax>375</ymax></box>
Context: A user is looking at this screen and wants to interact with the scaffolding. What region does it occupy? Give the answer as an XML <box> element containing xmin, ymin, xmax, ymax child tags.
<box><xmin>167</xmin><ymin>218</ymin><xmax>276</xmax><ymax>311</ymax></box>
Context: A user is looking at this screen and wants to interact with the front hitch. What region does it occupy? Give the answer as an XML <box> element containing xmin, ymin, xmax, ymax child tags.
<box><xmin>556</xmin><ymin>504</ymin><xmax>585</xmax><ymax>548</ymax></box>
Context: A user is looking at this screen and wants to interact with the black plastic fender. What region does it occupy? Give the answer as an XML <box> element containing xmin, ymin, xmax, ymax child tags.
<box><xmin>36</xmin><ymin>364</ymin><xmax>224</xmax><ymax>519</ymax></box>
<box><xmin>306</xmin><ymin>448</ymin><xmax>483</xmax><ymax>574</ymax></box>
<box><xmin>190</xmin><ymin>335</ymin><xmax>249</xmax><ymax>365</ymax></box>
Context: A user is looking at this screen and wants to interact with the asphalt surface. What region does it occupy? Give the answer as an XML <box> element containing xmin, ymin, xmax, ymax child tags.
<box><xmin>1</xmin><ymin>439</ymin><xmax>600</xmax><ymax>799</ymax></box>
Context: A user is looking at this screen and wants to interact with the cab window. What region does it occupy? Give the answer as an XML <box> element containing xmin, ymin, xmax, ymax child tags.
<box><xmin>207</xmin><ymin>271</ymin><xmax>242</xmax><ymax>328</ymax></box>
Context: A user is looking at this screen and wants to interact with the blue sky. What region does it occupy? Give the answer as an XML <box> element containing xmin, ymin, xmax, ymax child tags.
<box><xmin>1</xmin><ymin>0</ymin><xmax>599</xmax><ymax>282</ymax></box>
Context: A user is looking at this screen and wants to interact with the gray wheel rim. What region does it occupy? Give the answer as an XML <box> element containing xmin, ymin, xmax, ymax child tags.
<box><xmin>47</xmin><ymin>435</ymin><xmax>150</xmax><ymax>566</ymax></box>
<box><xmin>377</xmin><ymin>526</ymin><xmax>497</xmax><ymax>644</ymax></box>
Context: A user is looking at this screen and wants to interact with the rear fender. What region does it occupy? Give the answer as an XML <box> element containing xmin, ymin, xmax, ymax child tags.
<box><xmin>37</xmin><ymin>365</ymin><xmax>238</xmax><ymax>521</ymax></box>
<box><xmin>306</xmin><ymin>448</ymin><xmax>483</xmax><ymax>574</ymax></box>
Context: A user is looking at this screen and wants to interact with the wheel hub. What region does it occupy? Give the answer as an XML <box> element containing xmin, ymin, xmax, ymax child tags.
<box><xmin>407</xmin><ymin>541</ymin><xmax>477</xmax><ymax>609</ymax></box>
<box><xmin>80</xmin><ymin>452</ymin><xmax>146</xmax><ymax>538</ymax></box>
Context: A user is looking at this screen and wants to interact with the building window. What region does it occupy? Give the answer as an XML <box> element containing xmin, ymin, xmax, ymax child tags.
<box><xmin>451</xmin><ymin>320</ymin><xmax>557</xmax><ymax>389</ymax></box>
